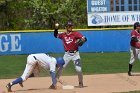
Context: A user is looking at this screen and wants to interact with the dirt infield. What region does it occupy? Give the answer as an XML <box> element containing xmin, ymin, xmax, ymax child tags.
<box><xmin>1</xmin><ymin>73</ymin><xmax>140</xmax><ymax>93</ymax></box>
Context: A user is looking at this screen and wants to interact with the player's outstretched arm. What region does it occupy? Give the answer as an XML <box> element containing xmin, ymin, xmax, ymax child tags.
<box><xmin>49</xmin><ymin>71</ymin><xmax>57</xmax><ymax>89</ymax></box>
<box><xmin>54</xmin><ymin>23</ymin><xmax>59</xmax><ymax>38</ymax></box>
<box><xmin>56</xmin><ymin>66</ymin><xmax>63</xmax><ymax>79</ymax></box>
<box><xmin>54</xmin><ymin>29</ymin><xmax>58</xmax><ymax>38</ymax></box>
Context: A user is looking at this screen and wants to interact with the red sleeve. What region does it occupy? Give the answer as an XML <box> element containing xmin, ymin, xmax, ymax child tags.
<box><xmin>58</xmin><ymin>32</ymin><xmax>64</xmax><ymax>39</ymax></box>
<box><xmin>74</xmin><ymin>32</ymin><xmax>83</xmax><ymax>39</ymax></box>
<box><xmin>131</xmin><ymin>31</ymin><xmax>136</xmax><ymax>37</ymax></box>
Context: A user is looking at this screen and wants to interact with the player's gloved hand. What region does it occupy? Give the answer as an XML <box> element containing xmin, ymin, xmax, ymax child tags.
<box><xmin>49</xmin><ymin>84</ymin><xmax>57</xmax><ymax>89</ymax></box>
<box><xmin>75</xmin><ymin>37</ymin><xmax>87</xmax><ymax>47</ymax></box>
<box><xmin>75</xmin><ymin>39</ymin><xmax>84</xmax><ymax>46</ymax></box>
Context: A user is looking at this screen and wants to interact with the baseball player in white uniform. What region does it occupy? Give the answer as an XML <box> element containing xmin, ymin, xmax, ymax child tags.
<box><xmin>6</xmin><ymin>53</ymin><xmax>65</xmax><ymax>92</ymax></box>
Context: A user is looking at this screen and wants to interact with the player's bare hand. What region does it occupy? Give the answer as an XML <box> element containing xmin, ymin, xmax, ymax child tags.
<box><xmin>49</xmin><ymin>84</ymin><xmax>57</xmax><ymax>89</ymax></box>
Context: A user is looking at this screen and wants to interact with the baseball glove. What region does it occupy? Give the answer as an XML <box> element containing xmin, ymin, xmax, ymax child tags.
<box><xmin>49</xmin><ymin>84</ymin><xmax>57</xmax><ymax>89</ymax></box>
<box><xmin>75</xmin><ymin>39</ymin><xmax>85</xmax><ymax>46</ymax></box>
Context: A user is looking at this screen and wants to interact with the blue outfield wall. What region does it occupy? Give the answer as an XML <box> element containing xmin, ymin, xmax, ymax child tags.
<box><xmin>0</xmin><ymin>30</ymin><xmax>131</xmax><ymax>55</ymax></box>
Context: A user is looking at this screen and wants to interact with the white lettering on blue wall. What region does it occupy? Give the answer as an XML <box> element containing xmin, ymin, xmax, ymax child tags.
<box><xmin>91</xmin><ymin>0</ymin><xmax>106</xmax><ymax>5</ymax></box>
<box><xmin>0</xmin><ymin>34</ymin><xmax>21</xmax><ymax>52</ymax></box>
<box><xmin>0</xmin><ymin>35</ymin><xmax>9</xmax><ymax>52</ymax></box>
<box><xmin>91</xmin><ymin>7</ymin><xmax>107</xmax><ymax>12</ymax></box>
<box><xmin>91</xmin><ymin>0</ymin><xmax>107</xmax><ymax>12</ymax></box>
<box><xmin>10</xmin><ymin>34</ymin><xmax>21</xmax><ymax>52</ymax></box>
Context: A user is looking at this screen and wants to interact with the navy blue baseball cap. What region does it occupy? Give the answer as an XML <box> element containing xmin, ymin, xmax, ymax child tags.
<box><xmin>55</xmin><ymin>57</ymin><xmax>65</xmax><ymax>66</ymax></box>
<box><xmin>65</xmin><ymin>21</ymin><xmax>74</xmax><ymax>27</ymax></box>
<box><xmin>134</xmin><ymin>22</ymin><xmax>140</xmax><ymax>29</ymax></box>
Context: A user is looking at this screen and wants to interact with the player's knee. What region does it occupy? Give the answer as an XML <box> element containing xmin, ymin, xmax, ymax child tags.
<box><xmin>75</xmin><ymin>66</ymin><xmax>82</xmax><ymax>72</ymax></box>
<box><xmin>63</xmin><ymin>61</ymin><xmax>69</xmax><ymax>68</ymax></box>
<box><xmin>62</xmin><ymin>64</ymin><xmax>67</xmax><ymax>68</ymax></box>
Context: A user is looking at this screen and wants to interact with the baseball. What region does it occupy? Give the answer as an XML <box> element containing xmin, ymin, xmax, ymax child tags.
<box><xmin>55</xmin><ymin>23</ymin><xmax>59</xmax><ymax>27</ymax></box>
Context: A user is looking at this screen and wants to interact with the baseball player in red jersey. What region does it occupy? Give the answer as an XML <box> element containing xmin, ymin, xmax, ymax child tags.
<box><xmin>128</xmin><ymin>22</ymin><xmax>140</xmax><ymax>76</ymax></box>
<box><xmin>54</xmin><ymin>21</ymin><xmax>87</xmax><ymax>88</ymax></box>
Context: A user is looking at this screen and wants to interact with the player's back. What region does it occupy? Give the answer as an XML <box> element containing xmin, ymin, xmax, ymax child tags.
<box><xmin>31</xmin><ymin>53</ymin><xmax>56</xmax><ymax>70</ymax></box>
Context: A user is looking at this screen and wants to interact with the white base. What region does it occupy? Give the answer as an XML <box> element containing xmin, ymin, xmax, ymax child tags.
<box><xmin>62</xmin><ymin>85</ymin><xmax>74</xmax><ymax>89</ymax></box>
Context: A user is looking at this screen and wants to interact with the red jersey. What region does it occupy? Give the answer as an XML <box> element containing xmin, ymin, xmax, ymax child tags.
<box><xmin>130</xmin><ymin>30</ymin><xmax>140</xmax><ymax>48</ymax></box>
<box><xmin>58</xmin><ymin>31</ymin><xmax>84</xmax><ymax>51</ymax></box>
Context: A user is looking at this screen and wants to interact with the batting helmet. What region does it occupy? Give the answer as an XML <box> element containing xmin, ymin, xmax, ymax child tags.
<box><xmin>65</xmin><ymin>21</ymin><xmax>74</xmax><ymax>27</ymax></box>
<box><xmin>134</xmin><ymin>22</ymin><xmax>140</xmax><ymax>29</ymax></box>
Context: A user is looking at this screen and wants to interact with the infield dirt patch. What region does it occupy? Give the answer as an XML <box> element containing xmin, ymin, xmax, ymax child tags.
<box><xmin>1</xmin><ymin>73</ymin><xmax>140</xmax><ymax>93</ymax></box>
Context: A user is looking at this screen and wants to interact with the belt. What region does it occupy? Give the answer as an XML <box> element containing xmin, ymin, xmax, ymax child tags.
<box><xmin>65</xmin><ymin>50</ymin><xmax>78</xmax><ymax>53</ymax></box>
<box><xmin>33</xmin><ymin>56</ymin><xmax>37</xmax><ymax>60</ymax></box>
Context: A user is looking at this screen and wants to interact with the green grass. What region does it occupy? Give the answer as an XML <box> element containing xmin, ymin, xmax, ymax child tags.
<box><xmin>0</xmin><ymin>55</ymin><xmax>27</xmax><ymax>79</ymax></box>
<box><xmin>79</xmin><ymin>52</ymin><xmax>140</xmax><ymax>75</ymax></box>
<box><xmin>0</xmin><ymin>52</ymin><xmax>140</xmax><ymax>79</ymax></box>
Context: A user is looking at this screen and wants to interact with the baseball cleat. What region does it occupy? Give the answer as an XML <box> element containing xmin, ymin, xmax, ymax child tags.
<box><xmin>19</xmin><ymin>82</ymin><xmax>24</xmax><ymax>87</ymax></box>
<box><xmin>128</xmin><ymin>71</ymin><xmax>132</xmax><ymax>76</ymax></box>
<box><xmin>6</xmin><ymin>83</ymin><xmax>12</xmax><ymax>92</ymax></box>
<box><xmin>49</xmin><ymin>84</ymin><xmax>57</xmax><ymax>89</ymax></box>
<box><xmin>79</xmin><ymin>82</ymin><xmax>83</xmax><ymax>88</ymax></box>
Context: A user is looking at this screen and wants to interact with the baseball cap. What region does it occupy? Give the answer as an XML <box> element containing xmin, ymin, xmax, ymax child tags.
<box><xmin>55</xmin><ymin>57</ymin><xmax>65</xmax><ymax>66</ymax></box>
<box><xmin>65</xmin><ymin>21</ymin><xmax>74</xmax><ymax>27</ymax></box>
<box><xmin>134</xmin><ymin>22</ymin><xmax>140</xmax><ymax>27</ymax></box>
